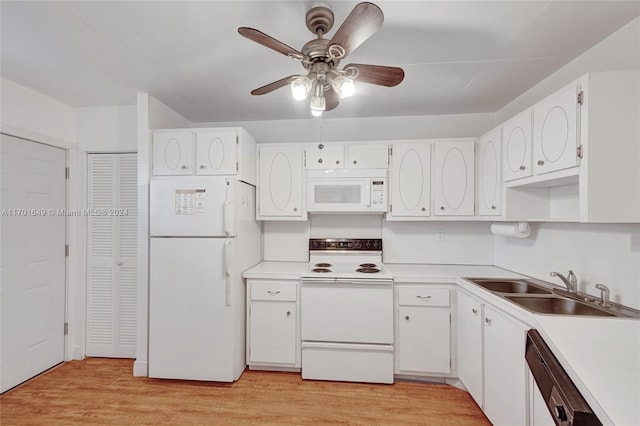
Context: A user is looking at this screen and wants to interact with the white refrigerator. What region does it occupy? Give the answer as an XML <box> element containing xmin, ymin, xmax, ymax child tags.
<box><xmin>148</xmin><ymin>176</ymin><xmax>261</xmax><ymax>381</ymax></box>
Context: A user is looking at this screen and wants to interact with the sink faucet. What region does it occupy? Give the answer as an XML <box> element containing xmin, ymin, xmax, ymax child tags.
<box><xmin>595</xmin><ymin>284</ymin><xmax>611</xmax><ymax>307</ymax></box>
<box><xmin>550</xmin><ymin>270</ymin><xmax>578</xmax><ymax>293</ymax></box>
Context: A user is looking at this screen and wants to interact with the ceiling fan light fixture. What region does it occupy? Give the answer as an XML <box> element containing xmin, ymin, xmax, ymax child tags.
<box><xmin>291</xmin><ymin>77</ymin><xmax>311</xmax><ymax>101</ymax></box>
<box><xmin>309</xmin><ymin>79</ymin><xmax>326</xmax><ymax>114</ymax></box>
<box><xmin>332</xmin><ymin>75</ymin><xmax>355</xmax><ymax>98</ymax></box>
<box><xmin>310</xmin><ymin>108</ymin><xmax>324</xmax><ymax>117</ymax></box>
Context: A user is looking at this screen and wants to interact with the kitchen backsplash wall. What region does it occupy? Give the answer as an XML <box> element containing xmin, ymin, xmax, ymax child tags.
<box><xmin>263</xmin><ymin>215</ymin><xmax>494</xmax><ymax>265</ymax></box>
<box><xmin>382</xmin><ymin>221</ymin><xmax>493</xmax><ymax>265</ymax></box>
<box><xmin>494</xmin><ymin>223</ymin><xmax>640</xmax><ymax>309</ymax></box>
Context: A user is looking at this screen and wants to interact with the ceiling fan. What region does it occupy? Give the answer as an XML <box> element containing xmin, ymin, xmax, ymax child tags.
<box><xmin>238</xmin><ymin>2</ymin><xmax>405</xmax><ymax>117</ymax></box>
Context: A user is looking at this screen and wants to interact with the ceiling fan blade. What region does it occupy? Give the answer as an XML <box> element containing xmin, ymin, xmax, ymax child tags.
<box><xmin>238</xmin><ymin>27</ymin><xmax>304</xmax><ymax>58</ymax></box>
<box><xmin>329</xmin><ymin>2</ymin><xmax>383</xmax><ymax>56</ymax></box>
<box><xmin>250</xmin><ymin>75</ymin><xmax>296</xmax><ymax>96</ymax></box>
<box><xmin>325</xmin><ymin>88</ymin><xmax>339</xmax><ymax>111</ymax></box>
<box><xmin>346</xmin><ymin>63</ymin><xmax>405</xmax><ymax>87</ymax></box>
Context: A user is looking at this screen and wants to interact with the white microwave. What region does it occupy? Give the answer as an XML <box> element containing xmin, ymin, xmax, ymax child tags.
<box><xmin>307</xmin><ymin>174</ymin><xmax>387</xmax><ymax>213</ymax></box>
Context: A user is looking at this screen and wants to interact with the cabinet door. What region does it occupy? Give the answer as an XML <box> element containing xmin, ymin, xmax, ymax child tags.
<box><xmin>152</xmin><ymin>131</ymin><xmax>193</xmax><ymax>175</ymax></box>
<box><xmin>195</xmin><ymin>130</ymin><xmax>237</xmax><ymax>175</ymax></box>
<box><xmin>456</xmin><ymin>290</ymin><xmax>483</xmax><ymax>408</ymax></box>
<box><xmin>503</xmin><ymin>111</ymin><xmax>533</xmax><ymax>181</ymax></box>
<box><xmin>257</xmin><ymin>145</ymin><xmax>305</xmax><ymax>219</ymax></box>
<box><xmin>305</xmin><ymin>143</ymin><xmax>344</xmax><ymax>169</ymax></box>
<box><xmin>533</xmin><ymin>83</ymin><xmax>580</xmax><ymax>175</ymax></box>
<box><xmin>249</xmin><ymin>300</ymin><xmax>297</xmax><ymax>365</ymax></box>
<box><xmin>390</xmin><ymin>143</ymin><xmax>431</xmax><ymax>217</ymax></box>
<box><xmin>483</xmin><ymin>305</ymin><xmax>528</xmax><ymax>426</ymax></box>
<box><xmin>347</xmin><ymin>144</ymin><xmax>388</xmax><ymax>169</ymax></box>
<box><xmin>434</xmin><ymin>141</ymin><xmax>475</xmax><ymax>215</ymax></box>
<box><xmin>398</xmin><ymin>307</ymin><xmax>450</xmax><ymax>374</ymax></box>
<box><xmin>477</xmin><ymin>130</ymin><xmax>502</xmax><ymax>216</ymax></box>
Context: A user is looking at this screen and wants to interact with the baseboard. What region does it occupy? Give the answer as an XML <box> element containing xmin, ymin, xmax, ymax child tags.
<box><xmin>445</xmin><ymin>377</ymin><xmax>466</xmax><ymax>391</ymax></box>
<box><xmin>133</xmin><ymin>360</ymin><xmax>148</xmax><ymax>377</ymax></box>
<box><xmin>72</xmin><ymin>346</ymin><xmax>83</xmax><ymax>360</ymax></box>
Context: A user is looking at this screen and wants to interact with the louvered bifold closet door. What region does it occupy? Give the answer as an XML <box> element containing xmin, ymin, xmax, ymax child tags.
<box><xmin>86</xmin><ymin>153</ymin><xmax>137</xmax><ymax>358</ymax></box>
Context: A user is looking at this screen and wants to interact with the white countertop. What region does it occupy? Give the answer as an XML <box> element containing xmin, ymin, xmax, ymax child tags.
<box><xmin>243</xmin><ymin>261</ymin><xmax>309</xmax><ymax>279</ymax></box>
<box><xmin>243</xmin><ymin>261</ymin><xmax>640</xmax><ymax>425</ymax></box>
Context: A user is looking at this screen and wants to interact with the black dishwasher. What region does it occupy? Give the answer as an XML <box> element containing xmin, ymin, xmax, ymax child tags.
<box><xmin>526</xmin><ymin>329</ymin><xmax>602</xmax><ymax>426</ymax></box>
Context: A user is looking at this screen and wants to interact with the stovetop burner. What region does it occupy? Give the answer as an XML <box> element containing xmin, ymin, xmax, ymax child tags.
<box><xmin>312</xmin><ymin>268</ymin><xmax>332</xmax><ymax>273</ymax></box>
<box><xmin>315</xmin><ymin>263</ymin><xmax>332</xmax><ymax>268</ymax></box>
<box><xmin>359</xmin><ymin>263</ymin><xmax>377</xmax><ymax>268</ymax></box>
<box><xmin>356</xmin><ymin>267</ymin><xmax>380</xmax><ymax>273</ymax></box>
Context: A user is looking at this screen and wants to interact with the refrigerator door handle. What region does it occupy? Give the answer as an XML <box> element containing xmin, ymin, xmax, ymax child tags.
<box><xmin>224</xmin><ymin>240</ymin><xmax>232</xmax><ymax>307</ymax></box>
<box><xmin>224</xmin><ymin>182</ymin><xmax>236</xmax><ymax>237</ymax></box>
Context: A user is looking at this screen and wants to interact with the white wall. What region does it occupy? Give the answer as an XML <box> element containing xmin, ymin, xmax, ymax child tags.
<box><xmin>77</xmin><ymin>106</ymin><xmax>137</xmax><ymax>152</ymax></box>
<box><xmin>494</xmin><ymin>223</ymin><xmax>640</xmax><ymax>309</ymax></box>
<box><xmin>1</xmin><ymin>78</ymin><xmax>77</xmax><ymax>147</ymax></box>
<box><xmin>194</xmin><ymin>113</ymin><xmax>494</xmax><ymax>143</ymax></box>
<box><xmin>493</xmin><ymin>16</ymin><xmax>640</xmax><ymax>309</ymax></box>
<box><xmin>134</xmin><ymin>94</ymin><xmax>190</xmax><ymax>377</ymax></box>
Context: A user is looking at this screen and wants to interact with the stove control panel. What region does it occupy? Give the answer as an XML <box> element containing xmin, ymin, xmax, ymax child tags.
<box><xmin>309</xmin><ymin>238</ymin><xmax>382</xmax><ymax>251</ymax></box>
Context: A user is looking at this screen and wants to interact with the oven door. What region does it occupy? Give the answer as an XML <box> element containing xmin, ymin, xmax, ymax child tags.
<box><xmin>301</xmin><ymin>279</ymin><xmax>393</xmax><ymax>344</ymax></box>
<box><xmin>307</xmin><ymin>178</ymin><xmax>375</xmax><ymax>213</ymax></box>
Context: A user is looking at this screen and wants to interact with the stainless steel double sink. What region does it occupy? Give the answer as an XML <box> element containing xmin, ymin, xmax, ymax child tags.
<box><xmin>465</xmin><ymin>278</ymin><xmax>622</xmax><ymax>317</ymax></box>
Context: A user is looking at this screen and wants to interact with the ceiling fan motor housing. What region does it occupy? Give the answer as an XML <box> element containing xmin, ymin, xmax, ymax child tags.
<box><xmin>306</xmin><ymin>4</ymin><xmax>335</xmax><ymax>35</ymax></box>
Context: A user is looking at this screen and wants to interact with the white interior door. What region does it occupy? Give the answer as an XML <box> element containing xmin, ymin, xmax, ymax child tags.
<box><xmin>86</xmin><ymin>153</ymin><xmax>137</xmax><ymax>358</ymax></box>
<box><xmin>0</xmin><ymin>134</ymin><xmax>66</xmax><ymax>393</ymax></box>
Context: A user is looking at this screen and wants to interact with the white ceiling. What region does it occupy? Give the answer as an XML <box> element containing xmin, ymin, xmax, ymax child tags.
<box><xmin>2</xmin><ymin>1</ymin><xmax>639</xmax><ymax>123</ymax></box>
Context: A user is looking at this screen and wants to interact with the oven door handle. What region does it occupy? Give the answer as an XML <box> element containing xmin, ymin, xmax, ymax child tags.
<box><xmin>334</xmin><ymin>278</ymin><xmax>393</xmax><ymax>285</ymax></box>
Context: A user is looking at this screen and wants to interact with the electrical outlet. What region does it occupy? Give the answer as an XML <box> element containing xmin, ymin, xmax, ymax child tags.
<box><xmin>436</xmin><ymin>229</ymin><xmax>444</xmax><ymax>241</ymax></box>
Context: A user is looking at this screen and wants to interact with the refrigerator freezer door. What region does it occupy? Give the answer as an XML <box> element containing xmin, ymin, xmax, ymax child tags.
<box><xmin>149</xmin><ymin>237</ymin><xmax>239</xmax><ymax>381</ymax></box>
<box><xmin>150</xmin><ymin>176</ymin><xmax>230</xmax><ymax>237</ymax></box>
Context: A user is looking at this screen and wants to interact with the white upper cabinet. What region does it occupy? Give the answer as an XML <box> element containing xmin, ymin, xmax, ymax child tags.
<box><xmin>347</xmin><ymin>143</ymin><xmax>389</xmax><ymax>169</ymax></box>
<box><xmin>257</xmin><ymin>144</ymin><xmax>306</xmax><ymax>220</ymax></box>
<box><xmin>477</xmin><ymin>129</ymin><xmax>502</xmax><ymax>216</ymax></box>
<box><xmin>195</xmin><ymin>129</ymin><xmax>237</xmax><ymax>175</ymax></box>
<box><xmin>533</xmin><ymin>83</ymin><xmax>581</xmax><ymax>175</ymax></box>
<box><xmin>305</xmin><ymin>143</ymin><xmax>344</xmax><ymax>170</ymax></box>
<box><xmin>389</xmin><ymin>142</ymin><xmax>431</xmax><ymax>218</ymax></box>
<box><xmin>152</xmin><ymin>128</ymin><xmax>256</xmax><ymax>184</ymax></box>
<box><xmin>434</xmin><ymin>140</ymin><xmax>475</xmax><ymax>216</ymax></box>
<box><xmin>502</xmin><ymin>110</ymin><xmax>533</xmax><ymax>182</ymax></box>
<box><xmin>152</xmin><ymin>131</ymin><xmax>193</xmax><ymax>176</ymax></box>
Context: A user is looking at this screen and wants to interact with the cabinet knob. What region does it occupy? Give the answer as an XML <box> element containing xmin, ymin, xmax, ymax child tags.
<box><xmin>286</xmin><ymin>311</ymin><xmax>291</xmax><ymax>317</ymax></box>
<box><xmin>336</xmin><ymin>160</ymin><xmax>340</xmax><ymax>165</ymax></box>
<box><xmin>485</xmin><ymin>317</ymin><xmax>491</xmax><ymax>325</ymax></box>
<box><xmin>353</xmin><ymin>160</ymin><xmax>357</xmax><ymax>164</ymax></box>
<box><xmin>181</xmin><ymin>165</ymin><xmax>188</xmax><ymax>169</ymax></box>
<box><xmin>318</xmin><ymin>158</ymin><xmax>323</xmax><ymax>163</ymax></box>
<box><xmin>440</xmin><ymin>206</ymin><xmax>445</xmax><ymax>211</ymax></box>
<box><xmin>519</xmin><ymin>165</ymin><xmax>526</xmax><ymax>171</ymax></box>
<box><xmin>293</xmin><ymin>207</ymin><xmax>298</xmax><ymax>212</ymax></box>
<box><xmin>405</xmin><ymin>315</ymin><xmax>410</xmax><ymax>321</ymax></box>
<box><xmin>537</xmin><ymin>160</ymin><xmax>545</xmax><ymax>166</ymax></box>
<box><xmin>117</xmin><ymin>261</ymin><xmax>123</xmax><ymax>266</ymax></box>
<box><xmin>491</xmin><ymin>205</ymin><xmax>496</xmax><ymax>210</ymax></box>
<box><xmin>472</xmin><ymin>308</ymin><xmax>478</xmax><ymax>315</ymax></box>
<box><xmin>318</xmin><ymin>144</ymin><xmax>324</xmax><ymax>149</ymax></box>
<box><xmin>421</xmin><ymin>207</ymin><xmax>426</xmax><ymax>212</ymax></box>
<box><xmin>199</xmin><ymin>165</ymin><xmax>206</xmax><ymax>169</ymax></box>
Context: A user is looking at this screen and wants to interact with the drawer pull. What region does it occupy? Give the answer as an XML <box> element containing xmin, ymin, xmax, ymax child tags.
<box><xmin>286</xmin><ymin>311</ymin><xmax>291</xmax><ymax>317</ymax></box>
<box><xmin>416</xmin><ymin>295</ymin><xmax>432</xmax><ymax>301</ymax></box>
<box><xmin>405</xmin><ymin>315</ymin><xmax>410</xmax><ymax>321</ymax></box>
<box><xmin>472</xmin><ymin>308</ymin><xmax>478</xmax><ymax>315</ymax></box>
<box><xmin>485</xmin><ymin>317</ymin><xmax>492</xmax><ymax>325</ymax></box>
<box><xmin>267</xmin><ymin>291</ymin><xmax>281</xmax><ymax>296</ymax></box>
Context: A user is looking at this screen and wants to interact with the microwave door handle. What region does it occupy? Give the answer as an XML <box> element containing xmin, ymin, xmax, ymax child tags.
<box><xmin>365</xmin><ymin>182</ymin><xmax>371</xmax><ymax>207</ymax></box>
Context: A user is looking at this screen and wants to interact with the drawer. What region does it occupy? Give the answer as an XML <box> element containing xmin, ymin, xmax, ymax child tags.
<box><xmin>398</xmin><ymin>286</ymin><xmax>450</xmax><ymax>307</ymax></box>
<box><xmin>251</xmin><ymin>283</ymin><xmax>297</xmax><ymax>301</ymax></box>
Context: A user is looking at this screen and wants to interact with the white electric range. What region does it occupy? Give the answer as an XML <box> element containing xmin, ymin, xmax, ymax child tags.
<box><xmin>300</xmin><ymin>239</ymin><xmax>394</xmax><ymax>384</ymax></box>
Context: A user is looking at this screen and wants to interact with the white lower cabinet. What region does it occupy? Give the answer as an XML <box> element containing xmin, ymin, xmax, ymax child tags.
<box><xmin>247</xmin><ymin>280</ymin><xmax>300</xmax><ymax>369</ymax></box>
<box><xmin>396</xmin><ymin>285</ymin><xmax>451</xmax><ymax>376</ymax></box>
<box><xmin>457</xmin><ymin>289</ymin><xmax>529</xmax><ymax>426</ymax></box>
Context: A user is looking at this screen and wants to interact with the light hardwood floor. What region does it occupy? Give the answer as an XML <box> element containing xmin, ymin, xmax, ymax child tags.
<box><xmin>0</xmin><ymin>358</ymin><xmax>489</xmax><ymax>425</ymax></box>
